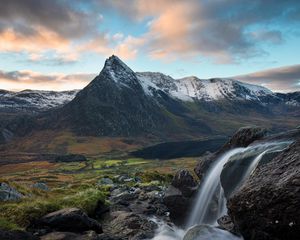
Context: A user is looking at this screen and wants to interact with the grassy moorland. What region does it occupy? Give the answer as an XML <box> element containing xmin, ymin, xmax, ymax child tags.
<box><xmin>0</xmin><ymin>155</ymin><xmax>198</xmax><ymax>231</ymax></box>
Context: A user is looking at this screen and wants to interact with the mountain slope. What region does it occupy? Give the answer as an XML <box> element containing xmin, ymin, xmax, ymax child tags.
<box><xmin>137</xmin><ymin>73</ymin><xmax>274</xmax><ymax>102</ymax></box>
<box><xmin>0</xmin><ymin>55</ymin><xmax>299</xmax><ymax>143</ymax></box>
<box><xmin>52</xmin><ymin>56</ymin><xmax>172</xmax><ymax>137</ymax></box>
<box><xmin>0</xmin><ymin>89</ymin><xmax>78</xmax><ymax>113</ymax></box>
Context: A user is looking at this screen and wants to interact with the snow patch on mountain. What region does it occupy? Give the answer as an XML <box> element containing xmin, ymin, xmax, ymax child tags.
<box><xmin>0</xmin><ymin>89</ymin><xmax>78</xmax><ymax>111</ymax></box>
<box><xmin>136</xmin><ymin>72</ymin><xmax>273</xmax><ymax>102</ymax></box>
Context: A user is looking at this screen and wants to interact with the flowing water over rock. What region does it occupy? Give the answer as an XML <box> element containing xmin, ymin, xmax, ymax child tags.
<box><xmin>152</xmin><ymin>141</ymin><xmax>292</xmax><ymax>240</ymax></box>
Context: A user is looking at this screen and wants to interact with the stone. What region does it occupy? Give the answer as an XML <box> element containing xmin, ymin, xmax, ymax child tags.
<box><xmin>183</xmin><ymin>225</ymin><xmax>240</xmax><ymax>240</ymax></box>
<box><xmin>108</xmin><ymin>211</ymin><xmax>157</xmax><ymax>239</ymax></box>
<box><xmin>32</xmin><ymin>182</ymin><xmax>49</xmax><ymax>191</ymax></box>
<box><xmin>0</xmin><ymin>182</ymin><xmax>23</xmax><ymax>201</ymax></box>
<box><xmin>171</xmin><ymin>169</ymin><xmax>198</xmax><ymax>197</ymax></box>
<box><xmin>195</xmin><ymin>126</ymin><xmax>267</xmax><ymax>180</ymax></box>
<box><xmin>163</xmin><ymin>185</ymin><xmax>193</xmax><ymax>226</ymax></box>
<box><xmin>33</xmin><ymin>208</ymin><xmax>102</xmax><ymax>234</ymax></box>
<box><xmin>98</xmin><ymin>178</ymin><xmax>114</xmax><ymax>185</ymax></box>
<box><xmin>228</xmin><ymin>139</ymin><xmax>300</xmax><ymax>240</ymax></box>
<box><xmin>40</xmin><ymin>231</ymin><xmax>99</xmax><ymax>240</ymax></box>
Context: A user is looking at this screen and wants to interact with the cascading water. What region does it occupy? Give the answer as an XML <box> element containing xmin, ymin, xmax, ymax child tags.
<box><xmin>187</xmin><ymin>148</ymin><xmax>244</xmax><ymax>226</ymax></box>
<box><xmin>152</xmin><ymin>141</ymin><xmax>292</xmax><ymax>240</ymax></box>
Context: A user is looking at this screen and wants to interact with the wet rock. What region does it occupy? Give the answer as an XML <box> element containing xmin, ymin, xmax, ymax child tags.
<box><xmin>171</xmin><ymin>169</ymin><xmax>198</xmax><ymax>197</ymax></box>
<box><xmin>195</xmin><ymin>126</ymin><xmax>267</xmax><ymax>180</ymax></box>
<box><xmin>220</xmin><ymin>126</ymin><xmax>267</xmax><ymax>151</ymax></box>
<box><xmin>108</xmin><ymin>211</ymin><xmax>157</xmax><ymax>239</ymax></box>
<box><xmin>163</xmin><ymin>185</ymin><xmax>193</xmax><ymax>226</ymax></box>
<box><xmin>217</xmin><ymin>215</ymin><xmax>235</xmax><ymax>232</ymax></box>
<box><xmin>228</xmin><ymin>140</ymin><xmax>300</xmax><ymax>240</ymax></box>
<box><xmin>0</xmin><ymin>230</ymin><xmax>38</xmax><ymax>240</ymax></box>
<box><xmin>33</xmin><ymin>208</ymin><xmax>102</xmax><ymax>234</ymax></box>
<box><xmin>183</xmin><ymin>224</ymin><xmax>240</xmax><ymax>240</ymax></box>
<box><xmin>0</xmin><ymin>182</ymin><xmax>23</xmax><ymax>201</ymax></box>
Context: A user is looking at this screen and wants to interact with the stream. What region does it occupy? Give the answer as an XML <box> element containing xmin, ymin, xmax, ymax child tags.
<box><xmin>151</xmin><ymin>141</ymin><xmax>292</xmax><ymax>240</ymax></box>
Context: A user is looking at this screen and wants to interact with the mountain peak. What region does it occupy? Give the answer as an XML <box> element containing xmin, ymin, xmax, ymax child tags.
<box><xmin>104</xmin><ymin>55</ymin><xmax>131</xmax><ymax>72</ymax></box>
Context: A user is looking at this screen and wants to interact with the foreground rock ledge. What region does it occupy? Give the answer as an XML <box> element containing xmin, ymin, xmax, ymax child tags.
<box><xmin>228</xmin><ymin>139</ymin><xmax>300</xmax><ymax>240</ymax></box>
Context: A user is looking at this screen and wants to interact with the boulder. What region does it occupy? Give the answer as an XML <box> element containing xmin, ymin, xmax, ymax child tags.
<box><xmin>228</xmin><ymin>140</ymin><xmax>300</xmax><ymax>240</ymax></box>
<box><xmin>33</xmin><ymin>208</ymin><xmax>102</xmax><ymax>234</ymax></box>
<box><xmin>0</xmin><ymin>230</ymin><xmax>38</xmax><ymax>240</ymax></box>
<box><xmin>108</xmin><ymin>211</ymin><xmax>157</xmax><ymax>239</ymax></box>
<box><xmin>0</xmin><ymin>182</ymin><xmax>23</xmax><ymax>201</ymax></box>
<box><xmin>217</xmin><ymin>215</ymin><xmax>235</xmax><ymax>232</ymax></box>
<box><xmin>32</xmin><ymin>182</ymin><xmax>49</xmax><ymax>191</ymax></box>
<box><xmin>220</xmin><ymin>126</ymin><xmax>267</xmax><ymax>151</ymax></box>
<box><xmin>98</xmin><ymin>178</ymin><xmax>114</xmax><ymax>185</ymax></box>
<box><xmin>171</xmin><ymin>169</ymin><xmax>198</xmax><ymax>197</ymax></box>
<box><xmin>163</xmin><ymin>185</ymin><xmax>193</xmax><ymax>226</ymax></box>
<box><xmin>183</xmin><ymin>225</ymin><xmax>240</xmax><ymax>240</ymax></box>
<box><xmin>195</xmin><ymin>126</ymin><xmax>267</xmax><ymax>180</ymax></box>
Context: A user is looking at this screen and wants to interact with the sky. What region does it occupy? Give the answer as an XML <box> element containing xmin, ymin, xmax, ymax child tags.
<box><xmin>0</xmin><ymin>0</ymin><xmax>300</xmax><ymax>92</ymax></box>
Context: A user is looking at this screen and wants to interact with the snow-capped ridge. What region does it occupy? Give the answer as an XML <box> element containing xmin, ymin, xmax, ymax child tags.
<box><xmin>0</xmin><ymin>89</ymin><xmax>78</xmax><ymax>111</ymax></box>
<box><xmin>136</xmin><ymin>72</ymin><xmax>274</xmax><ymax>102</ymax></box>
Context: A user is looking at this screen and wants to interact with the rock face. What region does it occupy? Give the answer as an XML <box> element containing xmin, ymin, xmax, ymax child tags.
<box><xmin>228</xmin><ymin>139</ymin><xmax>300</xmax><ymax>240</ymax></box>
<box><xmin>54</xmin><ymin>55</ymin><xmax>168</xmax><ymax>137</ymax></box>
<box><xmin>163</xmin><ymin>169</ymin><xmax>198</xmax><ymax>226</ymax></box>
<box><xmin>0</xmin><ymin>182</ymin><xmax>23</xmax><ymax>201</ymax></box>
<box><xmin>33</xmin><ymin>208</ymin><xmax>103</xmax><ymax>234</ymax></box>
<box><xmin>194</xmin><ymin>126</ymin><xmax>267</xmax><ymax>179</ymax></box>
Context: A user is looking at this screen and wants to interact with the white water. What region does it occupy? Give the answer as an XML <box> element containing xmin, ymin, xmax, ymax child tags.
<box><xmin>152</xmin><ymin>141</ymin><xmax>291</xmax><ymax>240</ymax></box>
<box><xmin>187</xmin><ymin>148</ymin><xmax>244</xmax><ymax>226</ymax></box>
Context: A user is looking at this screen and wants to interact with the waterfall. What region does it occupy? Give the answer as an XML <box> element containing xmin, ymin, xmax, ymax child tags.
<box><xmin>187</xmin><ymin>148</ymin><xmax>244</xmax><ymax>226</ymax></box>
<box><xmin>187</xmin><ymin>141</ymin><xmax>291</xmax><ymax>227</ymax></box>
<box><xmin>152</xmin><ymin>141</ymin><xmax>291</xmax><ymax>239</ymax></box>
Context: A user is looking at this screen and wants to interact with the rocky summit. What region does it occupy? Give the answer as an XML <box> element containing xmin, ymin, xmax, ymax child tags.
<box><xmin>0</xmin><ymin>55</ymin><xmax>299</xmax><ymax>141</ymax></box>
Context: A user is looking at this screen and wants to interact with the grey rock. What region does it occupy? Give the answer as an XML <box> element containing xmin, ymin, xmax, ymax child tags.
<box><xmin>228</xmin><ymin>139</ymin><xmax>300</xmax><ymax>240</ymax></box>
<box><xmin>171</xmin><ymin>169</ymin><xmax>198</xmax><ymax>197</ymax></box>
<box><xmin>183</xmin><ymin>225</ymin><xmax>240</xmax><ymax>240</ymax></box>
<box><xmin>108</xmin><ymin>211</ymin><xmax>157</xmax><ymax>239</ymax></box>
<box><xmin>0</xmin><ymin>182</ymin><xmax>23</xmax><ymax>201</ymax></box>
<box><xmin>32</xmin><ymin>182</ymin><xmax>49</xmax><ymax>191</ymax></box>
<box><xmin>98</xmin><ymin>178</ymin><xmax>114</xmax><ymax>185</ymax></box>
<box><xmin>163</xmin><ymin>185</ymin><xmax>193</xmax><ymax>226</ymax></box>
<box><xmin>40</xmin><ymin>231</ymin><xmax>99</xmax><ymax>240</ymax></box>
<box><xmin>195</xmin><ymin>126</ymin><xmax>267</xmax><ymax>180</ymax></box>
<box><xmin>34</xmin><ymin>208</ymin><xmax>102</xmax><ymax>234</ymax></box>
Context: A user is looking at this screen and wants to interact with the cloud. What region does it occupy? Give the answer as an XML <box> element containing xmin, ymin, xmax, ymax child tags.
<box><xmin>0</xmin><ymin>0</ymin><xmax>299</xmax><ymax>64</ymax></box>
<box><xmin>0</xmin><ymin>0</ymin><xmax>94</xmax><ymax>39</ymax></box>
<box><xmin>0</xmin><ymin>69</ymin><xmax>96</xmax><ymax>91</ymax></box>
<box><xmin>233</xmin><ymin>64</ymin><xmax>300</xmax><ymax>92</ymax></box>
<box><xmin>102</xmin><ymin>0</ymin><xmax>300</xmax><ymax>63</ymax></box>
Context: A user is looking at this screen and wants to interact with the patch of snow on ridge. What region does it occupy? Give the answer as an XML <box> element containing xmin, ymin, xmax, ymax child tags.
<box><xmin>136</xmin><ymin>72</ymin><xmax>274</xmax><ymax>102</ymax></box>
<box><xmin>0</xmin><ymin>89</ymin><xmax>78</xmax><ymax>110</ymax></box>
